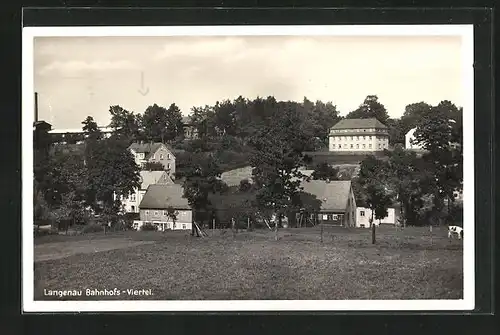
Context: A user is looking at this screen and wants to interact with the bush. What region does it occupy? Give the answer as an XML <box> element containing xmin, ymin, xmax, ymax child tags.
<box><xmin>33</xmin><ymin>226</ymin><xmax>59</xmax><ymax>237</ymax></box>
<box><xmin>81</xmin><ymin>224</ymin><xmax>104</xmax><ymax>234</ymax></box>
<box><xmin>141</xmin><ymin>222</ymin><xmax>158</xmax><ymax>231</ymax></box>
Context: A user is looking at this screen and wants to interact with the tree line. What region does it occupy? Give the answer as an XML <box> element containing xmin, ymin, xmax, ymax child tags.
<box><xmin>33</xmin><ymin>94</ymin><xmax>463</xmax><ymax>233</ymax></box>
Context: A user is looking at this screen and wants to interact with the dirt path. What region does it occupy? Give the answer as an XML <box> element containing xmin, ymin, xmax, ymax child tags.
<box><xmin>34</xmin><ymin>238</ymin><xmax>155</xmax><ymax>262</ymax></box>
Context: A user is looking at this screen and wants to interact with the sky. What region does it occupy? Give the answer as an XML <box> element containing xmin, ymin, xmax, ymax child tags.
<box><xmin>33</xmin><ymin>35</ymin><xmax>464</xmax><ymax>129</ymax></box>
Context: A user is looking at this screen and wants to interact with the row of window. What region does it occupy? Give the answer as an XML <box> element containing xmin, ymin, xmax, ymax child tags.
<box><xmin>144</xmin><ymin>210</ymin><xmax>169</xmax><ymax>216</ymax></box>
<box><xmin>331</xmin><ymin>128</ymin><xmax>388</xmax><ymax>133</ymax></box>
<box><xmin>136</xmin><ymin>153</ymin><xmax>171</xmax><ymax>160</ymax></box>
<box><xmin>332</xmin><ymin>143</ymin><xmax>388</xmax><ymax>149</ymax></box>
<box><xmin>331</xmin><ymin>135</ymin><xmax>389</xmax><ymax>141</ymax></box>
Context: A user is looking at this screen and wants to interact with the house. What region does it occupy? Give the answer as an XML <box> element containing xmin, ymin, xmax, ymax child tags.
<box><xmin>405</xmin><ymin>127</ymin><xmax>424</xmax><ymax>150</ymax></box>
<box><xmin>134</xmin><ymin>184</ymin><xmax>192</xmax><ymax>231</ymax></box>
<box><xmin>128</xmin><ymin>142</ymin><xmax>176</xmax><ymax>178</ymax></box>
<box><xmin>116</xmin><ymin>170</ymin><xmax>173</xmax><ymax>213</ymax></box>
<box><xmin>181</xmin><ymin>116</ymin><xmax>198</xmax><ymax>139</ymax></box>
<box><xmin>299</xmin><ymin>180</ymin><xmax>357</xmax><ymax>227</ymax></box>
<box><xmin>356</xmin><ymin>207</ymin><xmax>396</xmax><ymax>228</ymax></box>
<box><xmin>328</xmin><ymin>118</ymin><xmax>389</xmax><ymax>152</ymax></box>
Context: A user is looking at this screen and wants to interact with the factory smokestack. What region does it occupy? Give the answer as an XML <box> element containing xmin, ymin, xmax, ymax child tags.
<box><xmin>34</xmin><ymin>92</ymin><xmax>39</xmax><ymax>122</ymax></box>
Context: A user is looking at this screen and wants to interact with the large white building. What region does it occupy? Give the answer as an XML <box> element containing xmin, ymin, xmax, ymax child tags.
<box><xmin>328</xmin><ymin>118</ymin><xmax>389</xmax><ymax>152</ymax></box>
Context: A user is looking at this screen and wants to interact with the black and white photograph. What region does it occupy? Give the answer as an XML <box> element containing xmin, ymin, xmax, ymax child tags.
<box><xmin>23</xmin><ymin>25</ymin><xmax>474</xmax><ymax>312</ymax></box>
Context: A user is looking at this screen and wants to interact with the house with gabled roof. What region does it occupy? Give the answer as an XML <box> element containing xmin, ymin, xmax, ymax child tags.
<box><xmin>329</xmin><ymin>118</ymin><xmax>389</xmax><ymax>152</ymax></box>
<box><xmin>298</xmin><ymin>180</ymin><xmax>357</xmax><ymax>227</ymax></box>
<box><xmin>134</xmin><ymin>183</ymin><xmax>192</xmax><ymax>231</ymax></box>
<box><xmin>128</xmin><ymin>142</ymin><xmax>176</xmax><ymax>178</ymax></box>
<box><xmin>115</xmin><ymin>170</ymin><xmax>173</xmax><ymax>213</ymax></box>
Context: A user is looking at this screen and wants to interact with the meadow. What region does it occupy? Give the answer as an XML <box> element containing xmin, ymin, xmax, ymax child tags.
<box><xmin>34</xmin><ymin>225</ymin><xmax>463</xmax><ymax>300</ymax></box>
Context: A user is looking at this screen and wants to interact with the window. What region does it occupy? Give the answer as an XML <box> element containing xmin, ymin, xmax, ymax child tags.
<box><xmin>163</xmin><ymin>210</ymin><xmax>167</xmax><ymax>216</ymax></box>
<box><xmin>182</xmin><ymin>224</ymin><xmax>187</xmax><ymax>229</ymax></box>
<box><xmin>363</xmin><ymin>136</ymin><xmax>365</xmax><ymax>140</ymax></box>
<box><xmin>360</xmin><ymin>210</ymin><xmax>365</xmax><ymax>217</ymax></box>
<box><xmin>363</xmin><ymin>129</ymin><xmax>366</xmax><ymax>132</ymax></box>
<box><xmin>356</xmin><ymin>144</ymin><xmax>359</xmax><ymax>149</ymax></box>
<box><xmin>131</xmin><ymin>194</ymin><xmax>136</xmax><ymax>201</ymax></box>
<box><xmin>154</xmin><ymin>211</ymin><xmax>159</xmax><ymax>216</ymax></box>
<box><xmin>350</xmin><ymin>144</ymin><xmax>353</xmax><ymax>149</ymax></box>
<box><xmin>369</xmin><ymin>136</ymin><xmax>372</xmax><ymax>139</ymax></box>
<box><xmin>369</xmin><ymin>144</ymin><xmax>372</xmax><ymax>149</ymax></box>
<box><xmin>131</xmin><ymin>206</ymin><xmax>135</xmax><ymax>212</ymax></box>
<box><xmin>338</xmin><ymin>144</ymin><xmax>342</xmax><ymax>149</ymax></box>
<box><xmin>356</xmin><ymin>136</ymin><xmax>358</xmax><ymax>140</ymax></box>
<box><xmin>379</xmin><ymin>144</ymin><xmax>382</xmax><ymax>149</ymax></box>
<box><xmin>363</xmin><ymin>144</ymin><xmax>366</xmax><ymax>149</ymax></box>
<box><xmin>327</xmin><ymin>214</ymin><xmax>333</xmax><ymax>220</ymax></box>
<box><xmin>332</xmin><ymin>215</ymin><xmax>338</xmax><ymax>220</ymax></box>
<box><xmin>167</xmin><ymin>154</ymin><xmax>171</xmax><ymax>159</ymax></box>
<box><xmin>332</xmin><ymin>144</ymin><xmax>336</xmax><ymax>149</ymax></box>
<box><xmin>167</xmin><ymin>163</ymin><xmax>171</xmax><ymax>169</ymax></box>
<box><xmin>160</xmin><ymin>154</ymin><xmax>164</xmax><ymax>159</ymax></box>
<box><xmin>152</xmin><ymin>154</ymin><xmax>155</xmax><ymax>160</ymax></box>
<box><xmin>322</xmin><ymin>214</ymin><xmax>328</xmax><ymax>220</ymax></box>
<box><xmin>145</xmin><ymin>210</ymin><xmax>149</xmax><ymax>215</ymax></box>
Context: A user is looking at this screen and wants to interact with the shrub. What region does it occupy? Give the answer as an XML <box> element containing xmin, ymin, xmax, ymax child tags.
<box><xmin>81</xmin><ymin>224</ymin><xmax>104</xmax><ymax>234</ymax></box>
<box><xmin>141</xmin><ymin>222</ymin><xmax>158</xmax><ymax>231</ymax></box>
<box><xmin>33</xmin><ymin>226</ymin><xmax>59</xmax><ymax>237</ymax></box>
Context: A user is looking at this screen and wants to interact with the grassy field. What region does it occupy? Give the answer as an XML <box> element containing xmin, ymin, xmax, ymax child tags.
<box><xmin>34</xmin><ymin>226</ymin><xmax>463</xmax><ymax>300</ymax></box>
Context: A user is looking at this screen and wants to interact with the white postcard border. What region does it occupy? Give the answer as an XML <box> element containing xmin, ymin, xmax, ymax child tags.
<box><xmin>23</xmin><ymin>24</ymin><xmax>475</xmax><ymax>312</ymax></box>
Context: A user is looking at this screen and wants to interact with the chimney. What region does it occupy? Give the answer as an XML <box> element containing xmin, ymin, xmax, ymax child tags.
<box><xmin>34</xmin><ymin>92</ymin><xmax>39</xmax><ymax>122</ymax></box>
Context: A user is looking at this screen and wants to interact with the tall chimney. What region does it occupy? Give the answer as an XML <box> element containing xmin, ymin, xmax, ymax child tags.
<box><xmin>34</xmin><ymin>92</ymin><xmax>39</xmax><ymax>122</ymax></box>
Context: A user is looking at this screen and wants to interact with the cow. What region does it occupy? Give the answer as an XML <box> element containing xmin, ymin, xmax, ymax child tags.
<box><xmin>448</xmin><ymin>225</ymin><xmax>463</xmax><ymax>240</ymax></box>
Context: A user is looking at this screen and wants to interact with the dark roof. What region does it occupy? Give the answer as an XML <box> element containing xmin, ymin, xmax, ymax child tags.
<box><xmin>139</xmin><ymin>171</ymin><xmax>173</xmax><ymax>190</ymax></box>
<box><xmin>139</xmin><ymin>184</ymin><xmax>190</xmax><ymax>210</ymax></box>
<box><xmin>128</xmin><ymin>142</ymin><xmax>175</xmax><ymax>159</ymax></box>
<box><xmin>332</xmin><ymin>118</ymin><xmax>387</xmax><ymax>130</ymax></box>
<box><xmin>299</xmin><ymin>180</ymin><xmax>352</xmax><ymax>212</ymax></box>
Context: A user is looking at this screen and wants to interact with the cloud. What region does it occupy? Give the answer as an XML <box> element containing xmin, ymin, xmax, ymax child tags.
<box><xmin>153</xmin><ymin>37</ymin><xmax>247</xmax><ymax>61</ymax></box>
<box><xmin>38</xmin><ymin>60</ymin><xmax>139</xmax><ymax>76</ymax></box>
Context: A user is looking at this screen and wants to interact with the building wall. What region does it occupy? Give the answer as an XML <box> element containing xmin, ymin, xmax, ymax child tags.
<box><xmin>130</xmin><ymin>145</ymin><xmax>176</xmax><ymax>178</ymax></box>
<box><xmin>355</xmin><ymin>207</ymin><xmax>396</xmax><ymax>228</ymax></box>
<box><xmin>329</xmin><ymin>128</ymin><xmax>389</xmax><ymax>152</ymax></box>
<box><xmin>150</xmin><ymin>146</ymin><xmax>176</xmax><ymax>178</ymax></box>
<box><xmin>405</xmin><ymin>128</ymin><xmax>424</xmax><ymax>150</ymax></box>
<box><xmin>139</xmin><ymin>208</ymin><xmax>192</xmax><ymax>230</ymax></box>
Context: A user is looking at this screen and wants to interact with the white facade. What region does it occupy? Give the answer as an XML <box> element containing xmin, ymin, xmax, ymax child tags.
<box><xmin>133</xmin><ymin>210</ymin><xmax>193</xmax><ymax>231</ymax></box>
<box><xmin>329</xmin><ymin>129</ymin><xmax>389</xmax><ymax>152</ymax></box>
<box><xmin>356</xmin><ymin>207</ymin><xmax>396</xmax><ymax>228</ymax></box>
<box><xmin>405</xmin><ymin>127</ymin><xmax>424</xmax><ymax>150</ymax></box>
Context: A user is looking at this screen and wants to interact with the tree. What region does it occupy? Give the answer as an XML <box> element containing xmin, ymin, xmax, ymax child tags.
<box><xmin>179</xmin><ymin>151</ymin><xmax>224</xmax><ymax>228</ymax></box>
<box><xmin>412</xmin><ymin>100</ymin><xmax>463</xmax><ymax>224</ymax></box>
<box><xmin>345</xmin><ymin>95</ymin><xmax>390</xmax><ymax>123</ymax></box>
<box><xmin>108</xmin><ymin>105</ymin><xmax>142</xmax><ymax>142</ymax></box>
<box><xmin>248</xmin><ymin>102</ymin><xmax>313</xmax><ymax>240</ymax></box>
<box><xmin>82</xmin><ymin>116</ymin><xmax>102</xmax><ymax>141</ymax></box>
<box><xmin>358</xmin><ymin>156</ymin><xmax>393</xmax><ymax>243</ymax></box>
<box><xmin>166</xmin><ymin>207</ymin><xmax>178</xmax><ymax>229</ymax></box>
<box><xmin>143</xmin><ymin>103</ymin><xmax>183</xmax><ymax>143</ymax></box>
<box><xmin>385</xmin><ymin>147</ymin><xmax>433</xmax><ymax>226</ymax></box>
<box><xmin>311</xmin><ymin>162</ymin><xmax>339</xmax><ymax>181</ymax></box>
<box><xmin>86</xmin><ymin>137</ymin><xmax>141</xmax><ymax>213</ymax></box>
<box><xmin>239</xmin><ymin>179</ymin><xmax>252</xmax><ymax>192</ymax></box>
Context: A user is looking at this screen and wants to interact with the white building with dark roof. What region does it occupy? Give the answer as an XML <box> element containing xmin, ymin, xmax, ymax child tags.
<box><xmin>128</xmin><ymin>142</ymin><xmax>176</xmax><ymax>177</ymax></box>
<box><xmin>328</xmin><ymin>118</ymin><xmax>389</xmax><ymax>152</ymax></box>
<box><xmin>116</xmin><ymin>170</ymin><xmax>173</xmax><ymax>213</ymax></box>
<box><xmin>135</xmin><ymin>184</ymin><xmax>192</xmax><ymax>231</ymax></box>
